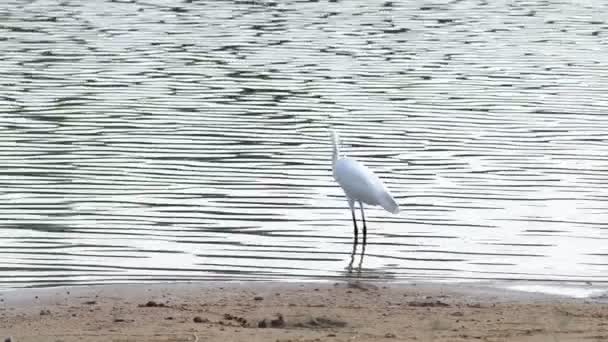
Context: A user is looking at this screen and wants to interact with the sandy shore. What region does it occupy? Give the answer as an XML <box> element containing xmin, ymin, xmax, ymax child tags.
<box><xmin>1</xmin><ymin>281</ymin><xmax>607</xmax><ymax>341</ymax></box>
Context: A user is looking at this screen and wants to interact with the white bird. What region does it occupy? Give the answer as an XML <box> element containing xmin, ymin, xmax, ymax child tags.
<box><xmin>331</xmin><ymin>129</ymin><xmax>399</xmax><ymax>241</ymax></box>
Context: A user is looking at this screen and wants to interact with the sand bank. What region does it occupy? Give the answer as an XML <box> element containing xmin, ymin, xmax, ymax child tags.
<box><xmin>1</xmin><ymin>281</ymin><xmax>607</xmax><ymax>341</ymax></box>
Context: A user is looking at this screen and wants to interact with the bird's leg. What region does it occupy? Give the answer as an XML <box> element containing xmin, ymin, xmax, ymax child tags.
<box><xmin>347</xmin><ymin>231</ymin><xmax>358</xmax><ymax>273</ymax></box>
<box><xmin>350</xmin><ymin>206</ymin><xmax>358</xmax><ymax>241</ymax></box>
<box><xmin>357</xmin><ymin>238</ymin><xmax>366</xmax><ymax>273</ymax></box>
<box><xmin>359</xmin><ymin>201</ymin><xmax>367</xmax><ymax>241</ymax></box>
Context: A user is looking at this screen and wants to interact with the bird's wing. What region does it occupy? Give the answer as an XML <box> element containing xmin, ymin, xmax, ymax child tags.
<box><xmin>334</xmin><ymin>158</ymin><xmax>399</xmax><ymax>213</ymax></box>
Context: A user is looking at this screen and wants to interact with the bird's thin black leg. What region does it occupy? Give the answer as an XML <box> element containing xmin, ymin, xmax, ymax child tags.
<box><xmin>357</xmin><ymin>237</ymin><xmax>366</xmax><ymax>273</ymax></box>
<box><xmin>351</xmin><ymin>207</ymin><xmax>358</xmax><ymax>241</ymax></box>
<box><xmin>359</xmin><ymin>201</ymin><xmax>367</xmax><ymax>241</ymax></box>
<box><xmin>347</xmin><ymin>231</ymin><xmax>358</xmax><ymax>273</ymax></box>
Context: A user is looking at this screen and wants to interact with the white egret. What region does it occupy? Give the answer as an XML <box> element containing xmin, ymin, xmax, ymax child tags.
<box><xmin>331</xmin><ymin>129</ymin><xmax>399</xmax><ymax>241</ymax></box>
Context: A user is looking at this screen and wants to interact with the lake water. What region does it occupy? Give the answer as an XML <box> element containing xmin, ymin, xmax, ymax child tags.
<box><xmin>0</xmin><ymin>0</ymin><xmax>607</xmax><ymax>289</ymax></box>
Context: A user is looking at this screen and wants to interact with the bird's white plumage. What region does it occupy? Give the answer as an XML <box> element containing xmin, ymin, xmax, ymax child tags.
<box><xmin>331</xmin><ymin>130</ymin><xmax>399</xmax><ymax>214</ymax></box>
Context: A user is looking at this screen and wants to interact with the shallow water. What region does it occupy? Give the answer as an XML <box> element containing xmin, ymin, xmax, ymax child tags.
<box><xmin>0</xmin><ymin>0</ymin><xmax>607</xmax><ymax>289</ymax></box>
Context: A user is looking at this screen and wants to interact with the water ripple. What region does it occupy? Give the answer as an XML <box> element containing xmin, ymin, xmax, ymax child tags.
<box><xmin>0</xmin><ymin>0</ymin><xmax>607</xmax><ymax>288</ymax></box>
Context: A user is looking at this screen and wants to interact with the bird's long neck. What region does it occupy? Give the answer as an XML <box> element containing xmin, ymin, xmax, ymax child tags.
<box><xmin>331</xmin><ymin>130</ymin><xmax>340</xmax><ymax>168</ymax></box>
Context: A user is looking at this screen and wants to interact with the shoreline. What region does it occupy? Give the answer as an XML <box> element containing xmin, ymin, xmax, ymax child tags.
<box><xmin>2</xmin><ymin>279</ymin><xmax>607</xmax><ymax>301</ymax></box>
<box><xmin>2</xmin><ymin>281</ymin><xmax>607</xmax><ymax>341</ymax></box>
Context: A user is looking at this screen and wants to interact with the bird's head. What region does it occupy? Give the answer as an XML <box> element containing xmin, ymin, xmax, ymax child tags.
<box><xmin>330</xmin><ymin>129</ymin><xmax>341</xmax><ymax>147</ymax></box>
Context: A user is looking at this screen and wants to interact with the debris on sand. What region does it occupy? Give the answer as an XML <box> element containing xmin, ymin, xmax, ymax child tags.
<box><xmin>193</xmin><ymin>316</ymin><xmax>209</xmax><ymax>323</ymax></box>
<box><xmin>347</xmin><ymin>282</ymin><xmax>378</xmax><ymax>291</ymax></box>
<box><xmin>139</xmin><ymin>300</ymin><xmax>166</xmax><ymax>308</ymax></box>
<box><xmin>407</xmin><ymin>300</ymin><xmax>450</xmax><ymax>308</ymax></box>
<box><xmin>223</xmin><ymin>313</ymin><xmax>248</xmax><ymax>327</ymax></box>
<box><xmin>295</xmin><ymin>316</ymin><xmax>347</xmax><ymax>328</ymax></box>
<box><xmin>259</xmin><ymin>313</ymin><xmax>346</xmax><ymax>329</ymax></box>
<box><xmin>270</xmin><ymin>313</ymin><xmax>285</xmax><ymax>328</ymax></box>
<box><xmin>40</xmin><ymin>309</ymin><xmax>51</xmax><ymax>316</ymax></box>
<box><xmin>258</xmin><ymin>313</ymin><xmax>286</xmax><ymax>328</ymax></box>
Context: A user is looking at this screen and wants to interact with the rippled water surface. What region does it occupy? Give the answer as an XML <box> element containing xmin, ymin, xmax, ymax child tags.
<box><xmin>1</xmin><ymin>0</ymin><xmax>607</xmax><ymax>289</ymax></box>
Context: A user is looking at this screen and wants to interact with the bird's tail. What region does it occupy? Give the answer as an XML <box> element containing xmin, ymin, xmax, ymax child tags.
<box><xmin>378</xmin><ymin>191</ymin><xmax>400</xmax><ymax>214</ymax></box>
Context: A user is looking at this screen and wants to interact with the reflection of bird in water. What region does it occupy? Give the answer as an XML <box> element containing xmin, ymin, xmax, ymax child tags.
<box><xmin>347</xmin><ymin>236</ymin><xmax>366</xmax><ymax>275</ymax></box>
<box><xmin>331</xmin><ymin>129</ymin><xmax>400</xmax><ymax>242</ymax></box>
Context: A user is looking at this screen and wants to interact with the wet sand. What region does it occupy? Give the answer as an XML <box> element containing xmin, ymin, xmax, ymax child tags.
<box><xmin>1</xmin><ymin>282</ymin><xmax>607</xmax><ymax>342</ymax></box>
